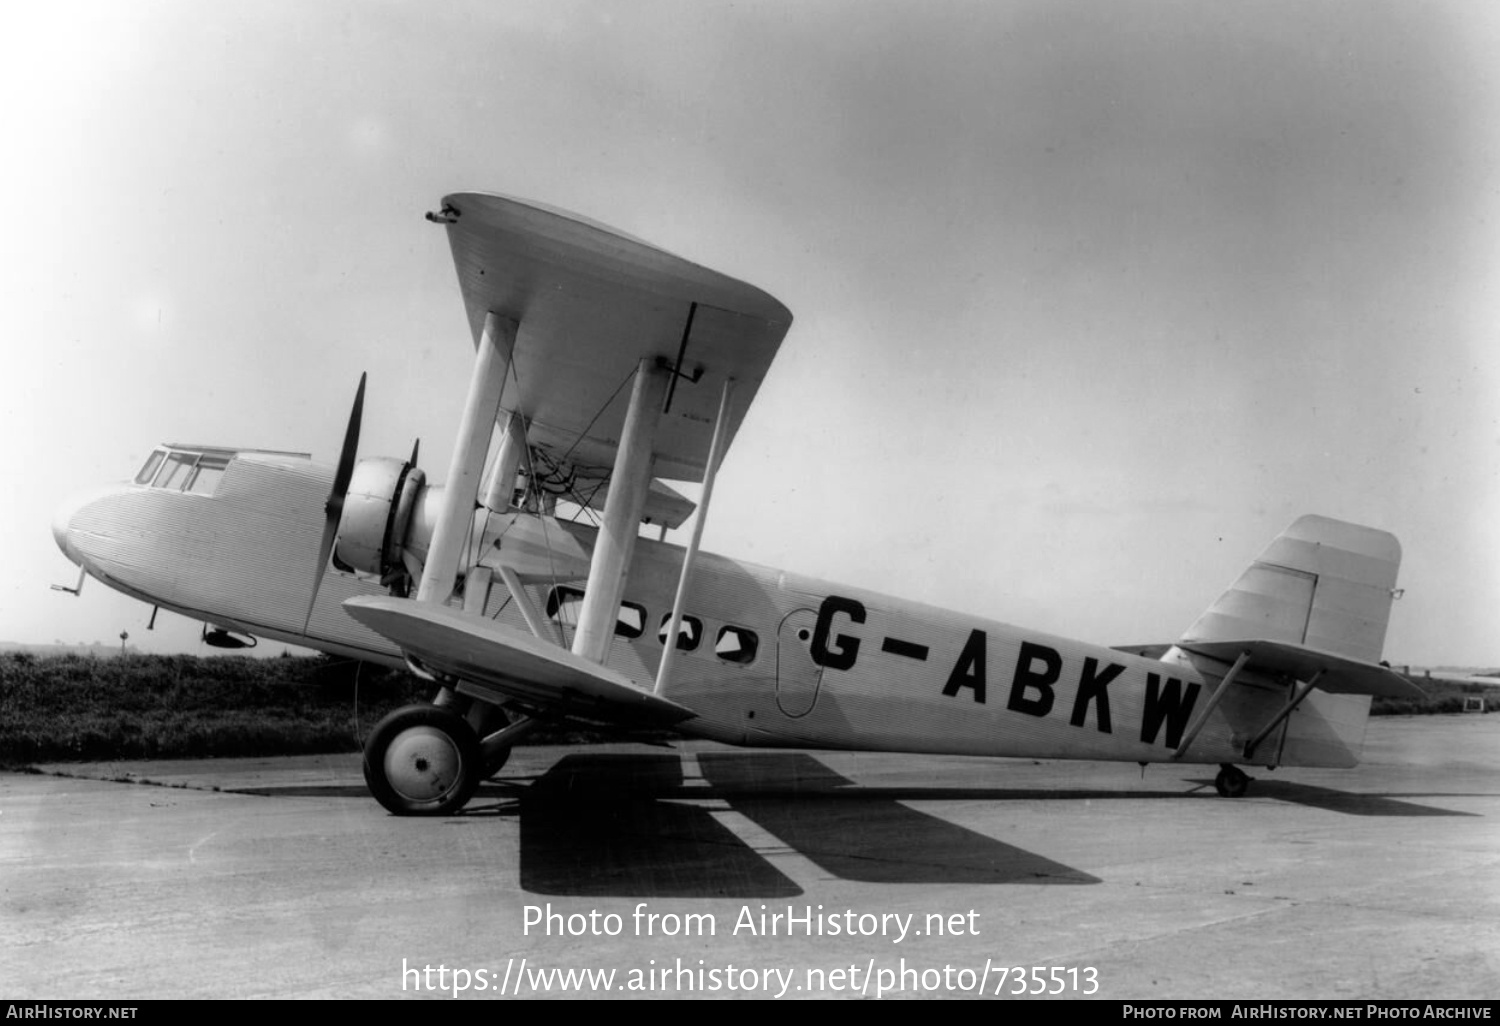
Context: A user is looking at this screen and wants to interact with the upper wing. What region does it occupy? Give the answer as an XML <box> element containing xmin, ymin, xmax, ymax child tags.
<box><xmin>436</xmin><ymin>192</ymin><xmax>793</xmax><ymax>487</ymax></box>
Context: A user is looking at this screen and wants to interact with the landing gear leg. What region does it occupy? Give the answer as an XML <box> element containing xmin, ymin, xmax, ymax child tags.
<box><xmin>1215</xmin><ymin>763</ymin><xmax>1251</xmax><ymax>798</ymax></box>
<box><xmin>363</xmin><ymin>704</ymin><xmax>482</xmax><ymax>815</ymax></box>
<box><xmin>483</xmin><ymin>745</ymin><xmax>512</xmax><ymax>779</ymax></box>
<box><xmin>468</xmin><ymin>703</ymin><xmax>512</xmax><ymax>778</ymax></box>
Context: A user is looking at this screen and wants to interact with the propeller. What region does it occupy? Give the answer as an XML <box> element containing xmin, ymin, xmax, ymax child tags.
<box><xmin>303</xmin><ymin>373</ymin><xmax>366</xmax><ymax>632</ymax></box>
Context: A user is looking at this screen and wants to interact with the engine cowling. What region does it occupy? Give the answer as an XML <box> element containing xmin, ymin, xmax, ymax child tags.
<box><xmin>334</xmin><ymin>457</ymin><xmax>427</xmax><ymax>578</ymax></box>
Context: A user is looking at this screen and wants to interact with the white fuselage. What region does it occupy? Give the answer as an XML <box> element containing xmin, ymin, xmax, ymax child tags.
<box><xmin>54</xmin><ymin>452</ymin><xmax>1372</xmax><ymax>769</ymax></box>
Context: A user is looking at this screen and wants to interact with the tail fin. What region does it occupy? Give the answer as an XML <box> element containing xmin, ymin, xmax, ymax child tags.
<box><xmin>1181</xmin><ymin>514</ymin><xmax>1401</xmax><ymax>663</ymax></box>
<box><xmin>1169</xmin><ymin>516</ymin><xmax>1415</xmax><ymax>769</ymax></box>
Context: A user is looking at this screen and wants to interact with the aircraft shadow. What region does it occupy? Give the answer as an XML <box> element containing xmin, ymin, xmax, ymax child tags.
<box><xmin>219</xmin><ymin>755</ymin><xmax>1480</xmax><ymax>899</ymax></box>
<box><xmin>1207</xmin><ymin>779</ymin><xmax>1481</xmax><ymax>817</ymax></box>
<box><xmin>225</xmin><ymin>764</ymin><xmax>1484</xmax><ymax>828</ymax></box>
<box><xmin>509</xmin><ymin>752</ymin><xmax>1100</xmax><ymax>897</ymax></box>
<box><xmin>507</xmin><ymin>753</ymin><xmax>801</xmax><ymax>898</ymax></box>
<box><xmin>228</xmin><ymin>778</ymin><xmax>1491</xmax><ymax>822</ymax></box>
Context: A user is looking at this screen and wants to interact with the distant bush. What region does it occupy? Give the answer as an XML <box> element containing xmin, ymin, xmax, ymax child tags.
<box><xmin>1372</xmin><ymin>695</ymin><xmax>1472</xmax><ymax>716</ymax></box>
<box><xmin>1372</xmin><ymin>672</ymin><xmax>1498</xmax><ymax>716</ymax></box>
<box><xmin>1</xmin><ymin>652</ymin><xmax>433</xmax><ymax>765</ymax></box>
<box><xmin>0</xmin><ymin>652</ymin><xmax>658</xmax><ymax>765</ymax></box>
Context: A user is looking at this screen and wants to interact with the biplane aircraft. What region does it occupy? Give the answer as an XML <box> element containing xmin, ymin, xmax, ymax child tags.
<box><xmin>52</xmin><ymin>192</ymin><xmax>1423</xmax><ymax>814</ymax></box>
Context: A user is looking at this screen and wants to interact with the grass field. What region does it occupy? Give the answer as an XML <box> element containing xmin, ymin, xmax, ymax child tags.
<box><xmin>0</xmin><ymin>652</ymin><xmax>1493</xmax><ymax>766</ymax></box>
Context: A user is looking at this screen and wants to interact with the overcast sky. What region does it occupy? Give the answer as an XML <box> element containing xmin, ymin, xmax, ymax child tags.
<box><xmin>4</xmin><ymin>1</ymin><xmax>1497</xmax><ymax>666</ymax></box>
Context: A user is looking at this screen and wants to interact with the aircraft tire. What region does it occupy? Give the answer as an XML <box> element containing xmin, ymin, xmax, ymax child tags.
<box><xmin>363</xmin><ymin>704</ymin><xmax>482</xmax><ymax>815</ymax></box>
<box><xmin>1214</xmin><ymin>764</ymin><xmax>1250</xmax><ymax>798</ymax></box>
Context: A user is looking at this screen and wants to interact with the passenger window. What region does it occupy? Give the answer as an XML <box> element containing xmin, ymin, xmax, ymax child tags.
<box><xmin>546</xmin><ymin>586</ymin><xmax>645</xmax><ymax>638</ymax></box>
<box><xmin>616</xmin><ymin>602</ymin><xmax>646</xmax><ymax>639</ymax></box>
<box><xmin>546</xmin><ymin>586</ymin><xmax>586</xmax><ymax>626</ymax></box>
<box><xmin>658</xmin><ymin>613</ymin><xmax>702</xmax><ymax>651</ymax></box>
<box><xmin>715</xmin><ymin>625</ymin><xmax>758</xmax><ymax>665</ymax></box>
<box><xmin>155</xmin><ymin>452</ymin><xmax>197</xmax><ymax>491</ymax></box>
<box><xmin>135</xmin><ymin>449</ymin><xmax>166</xmax><ymax>486</ymax></box>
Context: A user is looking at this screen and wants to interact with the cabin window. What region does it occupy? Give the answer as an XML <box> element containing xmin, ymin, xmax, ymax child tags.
<box><xmin>657</xmin><ymin>613</ymin><xmax>702</xmax><ymax>651</ymax></box>
<box><xmin>546</xmin><ymin>586</ymin><xmax>646</xmax><ymax>639</ymax></box>
<box><xmin>135</xmin><ymin>449</ymin><xmax>166</xmax><ymax>486</ymax></box>
<box><xmin>616</xmin><ymin>601</ymin><xmax>646</xmax><ymax>639</ymax></box>
<box><xmin>546</xmin><ymin>586</ymin><xmax>584</xmax><ymax>624</ymax></box>
<box><xmin>715</xmin><ymin>625</ymin><xmax>759</xmax><ymax>665</ymax></box>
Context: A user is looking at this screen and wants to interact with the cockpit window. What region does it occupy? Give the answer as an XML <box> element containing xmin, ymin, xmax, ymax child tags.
<box><xmin>138</xmin><ymin>448</ymin><xmax>231</xmax><ymax>496</ymax></box>
<box><xmin>156</xmin><ymin>452</ymin><xmax>198</xmax><ymax>491</ymax></box>
<box><xmin>135</xmin><ymin>449</ymin><xmax>166</xmax><ymax>486</ymax></box>
<box><xmin>185</xmin><ymin>455</ymin><xmax>229</xmax><ymax>495</ymax></box>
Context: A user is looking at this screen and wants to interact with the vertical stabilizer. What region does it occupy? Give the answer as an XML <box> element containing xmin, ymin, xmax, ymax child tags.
<box><xmin>1181</xmin><ymin>515</ymin><xmax>1401</xmax><ymax>664</ymax></box>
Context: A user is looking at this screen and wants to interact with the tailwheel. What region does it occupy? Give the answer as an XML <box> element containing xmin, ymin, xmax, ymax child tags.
<box><xmin>1214</xmin><ymin>763</ymin><xmax>1251</xmax><ymax>798</ymax></box>
<box><xmin>363</xmin><ymin>704</ymin><xmax>482</xmax><ymax>815</ymax></box>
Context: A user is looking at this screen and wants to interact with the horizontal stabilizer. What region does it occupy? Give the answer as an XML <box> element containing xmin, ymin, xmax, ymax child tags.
<box><xmin>343</xmin><ymin>596</ymin><xmax>697</xmax><ymax>725</ymax></box>
<box><xmin>1179</xmin><ymin>639</ymin><xmax>1426</xmax><ymax>700</ymax></box>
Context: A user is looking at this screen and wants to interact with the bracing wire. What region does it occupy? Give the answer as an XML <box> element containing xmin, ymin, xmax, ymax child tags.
<box><xmin>559</xmin><ymin>365</ymin><xmax>637</xmax><ymax>464</ymax></box>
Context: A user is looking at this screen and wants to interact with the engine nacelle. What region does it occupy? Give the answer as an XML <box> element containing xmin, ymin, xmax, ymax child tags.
<box><xmin>334</xmin><ymin>457</ymin><xmax>427</xmax><ymax>578</ymax></box>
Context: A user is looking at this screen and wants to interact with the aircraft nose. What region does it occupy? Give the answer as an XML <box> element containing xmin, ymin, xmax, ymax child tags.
<box><xmin>52</xmin><ymin>490</ymin><xmax>94</xmax><ymax>564</ymax></box>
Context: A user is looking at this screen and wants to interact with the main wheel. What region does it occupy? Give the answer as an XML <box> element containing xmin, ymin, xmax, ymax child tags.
<box><xmin>363</xmin><ymin>704</ymin><xmax>482</xmax><ymax>815</ymax></box>
<box><xmin>1214</xmin><ymin>764</ymin><xmax>1250</xmax><ymax>798</ymax></box>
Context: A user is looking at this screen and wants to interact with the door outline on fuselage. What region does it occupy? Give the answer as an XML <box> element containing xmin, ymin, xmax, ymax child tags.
<box><xmin>776</xmin><ymin>607</ymin><xmax>825</xmax><ymax>718</ymax></box>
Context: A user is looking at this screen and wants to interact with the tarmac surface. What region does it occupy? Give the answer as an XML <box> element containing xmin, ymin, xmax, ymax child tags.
<box><xmin>3</xmin><ymin>715</ymin><xmax>1497</xmax><ymax>1000</ymax></box>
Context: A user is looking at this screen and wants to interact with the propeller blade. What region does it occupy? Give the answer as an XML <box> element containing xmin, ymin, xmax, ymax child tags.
<box><xmin>303</xmin><ymin>373</ymin><xmax>366</xmax><ymax>632</ymax></box>
<box><xmin>329</xmin><ymin>374</ymin><xmax>366</xmax><ymax>511</ymax></box>
<box><xmin>408</xmin><ymin>437</ymin><xmax>419</xmax><ymax>469</ymax></box>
